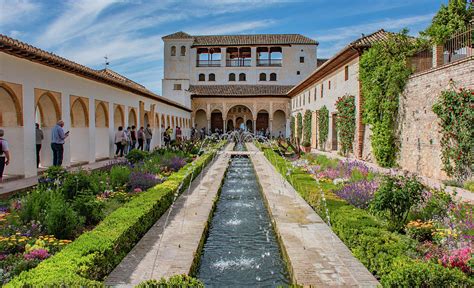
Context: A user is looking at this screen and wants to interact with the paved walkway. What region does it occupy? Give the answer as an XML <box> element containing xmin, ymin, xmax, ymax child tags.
<box><xmin>311</xmin><ymin>149</ymin><xmax>473</xmax><ymax>203</ymax></box>
<box><xmin>106</xmin><ymin>144</ymin><xmax>233</xmax><ymax>287</ymax></box>
<box><xmin>0</xmin><ymin>159</ymin><xmax>114</xmax><ymax>198</ymax></box>
<box><xmin>247</xmin><ymin>143</ymin><xmax>379</xmax><ymax>287</ymax></box>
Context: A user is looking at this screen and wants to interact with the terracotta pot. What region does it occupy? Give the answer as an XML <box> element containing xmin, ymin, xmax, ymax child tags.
<box><xmin>301</xmin><ymin>145</ymin><xmax>311</xmax><ymax>153</ymax></box>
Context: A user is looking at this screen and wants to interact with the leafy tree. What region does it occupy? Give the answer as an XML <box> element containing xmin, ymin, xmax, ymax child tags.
<box><xmin>297</xmin><ymin>112</ymin><xmax>303</xmax><ymax>143</ymax></box>
<box><xmin>318</xmin><ymin>106</ymin><xmax>329</xmax><ymax>150</ymax></box>
<box><xmin>303</xmin><ymin>110</ymin><xmax>312</xmax><ymax>144</ymax></box>
<box><xmin>335</xmin><ymin>95</ymin><xmax>356</xmax><ymax>155</ymax></box>
<box><xmin>422</xmin><ymin>0</ymin><xmax>473</xmax><ymax>44</ymax></box>
<box><xmin>290</xmin><ymin>116</ymin><xmax>295</xmax><ymax>140</ymax></box>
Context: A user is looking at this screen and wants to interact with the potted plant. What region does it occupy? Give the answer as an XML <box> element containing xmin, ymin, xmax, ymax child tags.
<box><xmin>301</xmin><ymin>141</ymin><xmax>311</xmax><ymax>153</ymax></box>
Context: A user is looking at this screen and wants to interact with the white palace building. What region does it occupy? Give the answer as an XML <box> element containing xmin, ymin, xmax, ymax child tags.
<box><xmin>0</xmin><ymin>31</ymin><xmax>318</xmax><ymax>179</ymax></box>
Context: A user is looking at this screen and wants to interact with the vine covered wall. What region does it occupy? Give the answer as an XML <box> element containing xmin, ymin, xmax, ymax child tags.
<box><xmin>297</xmin><ymin>113</ymin><xmax>303</xmax><ymax>143</ymax></box>
<box><xmin>335</xmin><ymin>95</ymin><xmax>356</xmax><ymax>156</ymax></box>
<box><xmin>303</xmin><ymin>110</ymin><xmax>312</xmax><ymax>144</ymax></box>
<box><xmin>318</xmin><ymin>106</ymin><xmax>329</xmax><ymax>150</ymax></box>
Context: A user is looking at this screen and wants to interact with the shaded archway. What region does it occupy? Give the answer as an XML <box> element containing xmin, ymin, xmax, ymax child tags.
<box><xmin>246</xmin><ymin>119</ymin><xmax>253</xmax><ymax>132</ymax></box>
<box><xmin>128</xmin><ymin>108</ymin><xmax>137</xmax><ymax>127</ymax></box>
<box><xmin>70</xmin><ymin>97</ymin><xmax>90</xmax><ymax>163</ymax></box>
<box><xmin>236</xmin><ymin>117</ymin><xmax>244</xmax><ymax>129</ymax></box>
<box><xmin>95</xmin><ymin>102</ymin><xmax>109</xmax><ymax>159</ymax></box>
<box><xmin>272</xmin><ymin>110</ymin><xmax>286</xmax><ymax>137</ymax></box>
<box><xmin>0</xmin><ymin>85</ymin><xmax>23</xmax><ymax>175</ymax></box>
<box><xmin>144</xmin><ymin>113</ymin><xmax>150</xmax><ymax>128</ymax></box>
<box><xmin>161</xmin><ymin>114</ymin><xmax>166</xmax><ymax>128</ymax></box>
<box><xmin>35</xmin><ymin>92</ymin><xmax>61</xmax><ymax>168</ymax></box>
<box><xmin>210</xmin><ymin>109</ymin><xmax>223</xmax><ymax>132</ymax></box>
<box><xmin>227</xmin><ymin>119</ymin><xmax>234</xmax><ymax>131</ymax></box>
<box><xmin>256</xmin><ymin>110</ymin><xmax>269</xmax><ymax>132</ymax></box>
<box><xmin>195</xmin><ymin>109</ymin><xmax>207</xmax><ymax>131</ymax></box>
<box><xmin>166</xmin><ymin>115</ymin><xmax>170</xmax><ymax>128</ymax></box>
<box><xmin>114</xmin><ymin>106</ymin><xmax>125</xmax><ymax>128</ymax></box>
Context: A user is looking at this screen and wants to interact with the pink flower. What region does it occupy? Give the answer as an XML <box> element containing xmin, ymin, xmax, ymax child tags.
<box><xmin>133</xmin><ymin>188</ymin><xmax>143</xmax><ymax>193</ymax></box>
<box><xmin>24</xmin><ymin>249</ymin><xmax>50</xmax><ymax>260</ymax></box>
<box><xmin>440</xmin><ymin>247</ymin><xmax>472</xmax><ymax>274</ymax></box>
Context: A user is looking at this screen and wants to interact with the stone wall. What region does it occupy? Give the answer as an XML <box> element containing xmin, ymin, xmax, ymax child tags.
<box><xmin>397</xmin><ymin>57</ymin><xmax>474</xmax><ymax>180</ymax></box>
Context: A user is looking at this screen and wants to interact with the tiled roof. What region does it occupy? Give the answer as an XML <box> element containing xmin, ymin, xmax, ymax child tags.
<box><xmin>189</xmin><ymin>85</ymin><xmax>293</xmax><ymax>96</ymax></box>
<box><xmin>0</xmin><ymin>34</ymin><xmax>191</xmax><ymax>112</ymax></box>
<box><xmin>163</xmin><ymin>32</ymin><xmax>317</xmax><ymax>46</ymax></box>
<box><xmin>349</xmin><ymin>29</ymin><xmax>390</xmax><ymax>48</ymax></box>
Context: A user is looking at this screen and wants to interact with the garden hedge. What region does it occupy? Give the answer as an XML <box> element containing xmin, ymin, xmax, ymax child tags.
<box><xmin>260</xmin><ymin>145</ymin><xmax>473</xmax><ymax>287</ymax></box>
<box><xmin>6</xmin><ymin>142</ymin><xmax>226</xmax><ymax>287</ymax></box>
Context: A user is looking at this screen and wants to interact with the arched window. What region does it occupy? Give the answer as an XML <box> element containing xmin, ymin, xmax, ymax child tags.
<box><xmin>239</xmin><ymin>73</ymin><xmax>246</xmax><ymax>81</ymax></box>
<box><xmin>180</xmin><ymin>45</ymin><xmax>186</xmax><ymax>56</ymax></box>
<box><xmin>259</xmin><ymin>73</ymin><xmax>266</xmax><ymax>81</ymax></box>
<box><xmin>270</xmin><ymin>73</ymin><xmax>277</xmax><ymax>81</ymax></box>
<box><xmin>229</xmin><ymin>73</ymin><xmax>236</xmax><ymax>81</ymax></box>
<box><xmin>171</xmin><ymin>46</ymin><xmax>176</xmax><ymax>56</ymax></box>
<box><xmin>198</xmin><ymin>73</ymin><xmax>205</xmax><ymax>81</ymax></box>
<box><xmin>208</xmin><ymin>73</ymin><xmax>216</xmax><ymax>81</ymax></box>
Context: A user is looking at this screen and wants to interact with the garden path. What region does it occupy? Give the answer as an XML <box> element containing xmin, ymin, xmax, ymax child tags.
<box><xmin>105</xmin><ymin>144</ymin><xmax>233</xmax><ymax>287</ymax></box>
<box><xmin>247</xmin><ymin>143</ymin><xmax>379</xmax><ymax>287</ymax></box>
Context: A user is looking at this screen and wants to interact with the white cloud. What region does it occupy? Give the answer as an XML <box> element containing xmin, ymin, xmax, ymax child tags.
<box><xmin>0</xmin><ymin>0</ymin><xmax>38</xmax><ymax>26</ymax></box>
<box><xmin>187</xmin><ymin>19</ymin><xmax>276</xmax><ymax>35</ymax></box>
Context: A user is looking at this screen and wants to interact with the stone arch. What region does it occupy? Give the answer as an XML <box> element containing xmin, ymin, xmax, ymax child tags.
<box><xmin>71</xmin><ymin>98</ymin><xmax>89</xmax><ymax>127</ymax></box>
<box><xmin>226</xmin><ymin>104</ymin><xmax>254</xmax><ymax>119</ymax></box>
<box><xmin>129</xmin><ymin>108</ymin><xmax>137</xmax><ymax>127</ymax></box>
<box><xmin>273</xmin><ymin>109</ymin><xmax>286</xmax><ymax>137</ymax></box>
<box><xmin>36</xmin><ymin>92</ymin><xmax>60</xmax><ymax>127</ymax></box>
<box><xmin>114</xmin><ymin>105</ymin><xmax>125</xmax><ymax>128</ymax></box>
<box><xmin>0</xmin><ymin>84</ymin><xmax>22</xmax><ymax>127</ymax></box>
<box><xmin>95</xmin><ymin>101</ymin><xmax>109</xmax><ymax>128</ymax></box>
<box><xmin>195</xmin><ymin>109</ymin><xmax>207</xmax><ymax>130</ymax></box>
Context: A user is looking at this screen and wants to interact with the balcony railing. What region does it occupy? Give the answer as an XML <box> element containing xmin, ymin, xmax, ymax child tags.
<box><xmin>257</xmin><ymin>58</ymin><xmax>282</xmax><ymax>67</ymax></box>
<box><xmin>196</xmin><ymin>60</ymin><xmax>221</xmax><ymax>67</ymax></box>
<box><xmin>410</xmin><ymin>24</ymin><xmax>473</xmax><ymax>74</ymax></box>
<box><xmin>226</xmin><ymin>59</ymin><xmax>251</xmax><ymax>67</ymax></box>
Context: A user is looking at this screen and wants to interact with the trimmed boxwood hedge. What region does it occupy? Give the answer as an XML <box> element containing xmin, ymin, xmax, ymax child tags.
<box><xmin>6</xmin><ymin>142</ymin><xmax>226</xmax><ymax>287</ymax></box>
<box><xmin>260</xmin><ymin>145</ymin><xmax>473</xmax><ymax>287</ymax></box>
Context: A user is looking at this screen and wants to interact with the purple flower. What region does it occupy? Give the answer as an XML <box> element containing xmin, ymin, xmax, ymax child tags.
<box><xmin>335</xmin><ymin>180</ymin><xmax>379</xmax><ymax>209</ymax></box>
<box><xmin>24</xmin><ymin>249</ymin><xmax>50</xmax><ymax>260</ymax></box>
<box><xmin>128</xmin><ymin>172</ymin><xmax>162</xmax><ymax>191</ymax></box>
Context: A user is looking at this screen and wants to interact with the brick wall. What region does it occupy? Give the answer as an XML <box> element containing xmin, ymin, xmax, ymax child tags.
<box><xmin>396</xmin><ymin>57</ymin><xmax>474</xmax><ymax>180</ymax></box>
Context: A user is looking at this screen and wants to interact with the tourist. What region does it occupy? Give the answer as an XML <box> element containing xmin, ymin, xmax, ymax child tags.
<box><xmin>51</xmin><ymin>120</ymin><xmax>69</xmax><ymax>166</ymax></box>
<box><xmin>200</xmin><ymin>127</ymin><xmax>205</xmax><ymax>140</ymax></box>
<box><xmin>130</xmin><ymin>126</ymin><xmax>137</xmax><ymax>151</ymax></box>
<box><xmin>191</xmin><ymin>125</ymin><xmax>196</xmax><ymax>140</ymax></box>
<box><xmin>0</xmin><ymin>129</ymin><xmax>10</xmax><ymax>184</ymax></box>
<box><xmin>144</xmin><ymin>124</ymin><xmax>153</xmax><ymax>151</ymax></box>
<box><xmin>176</xmin><ymin>126</ymin><xmax>182</xmax><ymax>142</ymax></box>
<box><xmin>278</xmin><ymin>131</ymin><xmax>283</xmax><ymax>139</ymax></box>
<box><xmin>137</xmin><ymin>127</ymin><xmax>145</xmax><ymax>150</ymax></box>
<box><xmin>114</xmin><ymin>126</ymin><xmax>127</xmax><ymax>157</ymax></box>
<box><xmin>35</xmin><ymin>123</ymin><xmax>44</xmax><ymax>168</ymax></box>
<box><xmin>124</xmin><ymin>127</ymin><xmax>131</xmax><ymax>155</ymax></box>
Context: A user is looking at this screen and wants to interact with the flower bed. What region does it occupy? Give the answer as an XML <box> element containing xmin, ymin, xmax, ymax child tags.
<box><xmin>3</xmin><ymin>140</ymin><xmax>225</xmax><ymax>286</ymax></box>
<box><xmin>259</xmin><ymin>143</ymin><xmax>473</xmax><ymax>287</ymax></box>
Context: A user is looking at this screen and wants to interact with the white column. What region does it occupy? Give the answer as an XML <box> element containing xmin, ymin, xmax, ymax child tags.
<box><xmin>251</xmin><ymin>47</ymin><xmax>257</xmax><ymax>67</ymax></box>
<box><xmin>286</xmin><ymin>118</ymin><xmax>290</xmax><ymax>138</ymax></box>
<box><xmin>61</xmin><ymin>92</ymin><xmax>71</xmax><ymax>167</ymax></box>
<box><xmin>221</xmin><ymin>47</ymin><xmax>226</xmax><ymax>67</ymax></box>
<box><xmin>252</xmin><ymin>118</ymin><xmax>256</xmax><ymax>133</ymax></box>
<box><xmin>207</xmin><ymin>118</ymin><xmax>211</xmax><ymax>133</ymax></box>
<box><xmin>88</xmin><ymin>97</ymin><xmax>96</xmax><ymax>163</ymax></box>
<box><xmin>108</xmin><ymin>102</ymin><xmax>115</xmax><ymax>158</ymax></box>
<box><xmin>22</xmin><ymin>83</ymin><xmax>37</xmax><ymax>177</ymax></box>
<box><xmin>269</xmin><ymin>119</ymin><xmax>273</xmax><ymax>136</ymax></box>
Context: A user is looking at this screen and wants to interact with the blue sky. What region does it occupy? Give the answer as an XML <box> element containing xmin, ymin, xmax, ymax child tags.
<box><xmin>1</xmin><ymin>0</ymin><xmax>447</xmax><ymax>94</ymax></box>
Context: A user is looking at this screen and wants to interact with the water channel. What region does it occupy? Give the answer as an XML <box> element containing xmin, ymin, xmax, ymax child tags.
<box><xmin>197</xmin><ymin>143</ymin><xmax>289</xmax><ymax>287</ymax></box>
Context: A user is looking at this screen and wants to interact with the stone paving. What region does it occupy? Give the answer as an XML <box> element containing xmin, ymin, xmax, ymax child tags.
<box><xmin>247</xmin><ymin>143</ymin><xmax>379</xmax><ymax>287</ymax></box>
<box><xmin>105</xmin><ymin>144</ymin><xmax>233</xmax><ymax>287</ymax></box>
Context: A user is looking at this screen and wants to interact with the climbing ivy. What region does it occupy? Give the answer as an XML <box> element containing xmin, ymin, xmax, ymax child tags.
<box><xmin>303</xmin><ymin>110</ymin><xmax>312</xmax><ymax>144</ymax></box>
<box><xmin>290</xmin><ymin>116</ymin><xmax>295</xmax><ymax>140</ymax></box>
<box><xmin>318</xmin><ymin>106</ymin><xmax>329</xmax><ymax>150</ymax></box>
<box><xmin>360</xmin><ymin>31</ymin><xmax>419</xmax><ymax>167</ymax></box>
<box><xmin>432</xmin><ymin>88</ymin><xmax>474</xmax><ymax>181</ymax></box>
<box><xmin>335</xmin><ymin>95</ymin><xmax>356</xmax><ymax>156</ymax></box>
<box><xmin>297</xmin><ymin>113</ymin><xmax>303</xmax><ymax>143</ymax></box>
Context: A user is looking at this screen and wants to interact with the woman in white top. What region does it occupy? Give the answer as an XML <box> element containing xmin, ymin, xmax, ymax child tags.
<box><xmin>114</xmin><ymin>126</ymin><xmax>127</xmax><ymax>157</ymax></box>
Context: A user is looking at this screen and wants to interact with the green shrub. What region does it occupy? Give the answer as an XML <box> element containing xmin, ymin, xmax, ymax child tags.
<box><xmin>19</xmin><ymin>188</ymin><xmax>50</xmax><ymax>224</ymax></box>
<box><xmin>464</xmin><ymin>180</ymin><xmax>474</xmax><ymax>192</ymax></box>
<box><xmin>44</xmin><ymin>191</ymin><xmax>83</xmax><ymax>239</ymax></box>
<box><xmin>72</xmin><ymin>191</ymin><xmax>105</xmax><ymax>225</ymax></box>
<box><xmin>381</xmin><ymin>258</ymin><xmax>473</xmax><ymax>287</ymax></box>
<box><xmin>61</xmin><ymin>170</ymin><xmax>100</xmax><ymax>200</ymax></box>
<box><xmin>297</xmin><ymin>113</ymin><xmax>303</xmax><ymax>142</ymax></box>
<box><xmin>371</xmin><ymin>175</ymin><xmax>424</xmax><ymax>231</ymax></box>
<box><xmin>110</xmin><ymin>166</ymin><xmax>131</xmax><ymax>188</ymax></box>
<box><xmin>303</xmin><ymin>110</ymin><xmax>312</xmax><ymax>144</ymax></box>
<box><xmin>135</xmin><ymin>275</ymin><xmax>204</xmax><ymax>287</ymax></box>
<box><xmin>318</xmin><ymin>106</ymin><xmax>329</xmax><ymax>149</ymax></box>
<box><xmin>301</xmin><ymin>141</ymin><xmax>311</xmax><ymax>147</ymax></box>
<box><xmin>410</xmin><ymin>189</ymin><xmax>453</xmax><ymax>221</ymax></box>
<box><xmin>126</xmin><ymin>149</ymin><xmax>148</xmax><ymax>164</ymax></box>
<box><xmin>6</xmin><ymin>141</ymin><xmax>226</xmax><ymax>287</ymax></box>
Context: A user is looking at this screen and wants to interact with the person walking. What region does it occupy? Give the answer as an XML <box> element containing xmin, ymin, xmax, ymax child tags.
<box><xmin>114</xmin><ymin>126</ymin><xmax>127</xmax><ymax>157</ymax></box>
<box><xmin>144</xmin><ymin>124</ymin><xmax>153</xmax><ymax>151</ymax></box>
<box><xmin>164</xmin><ymin>126</ymin><xmax>171</xmax><ymax>146</ymax></box>
<box><xmin>51</xmin><ymin>120</ymin><xmax>69</xmax><ymax>166</ymax></box>
<box><xmin>124</xmin><ymin>127</ymin><xmax>131</xmax><ymax>155</ymax></box>
<box><xmin>176</xmin><ymin>126</ymin><xmax>182</xmax><ymax>142</ymax></box>
<box><xmin>130</xmin><ymin>126</ymin><xmax>137</xmax><ymax>151</ymax></box>
<box><xmin>0</xmin><ymin>129</ymin><xmax>11</xmax><ymax>184</ymax></box>
<box><xmin>137</xmin><ymin>127</ymin><xmax>145</xmax><ymax>150</ymax></box>
<box><xmin>35</xmin><ymin>123</ymin><xmax>44</xmax><ymax>168</ymax></box>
